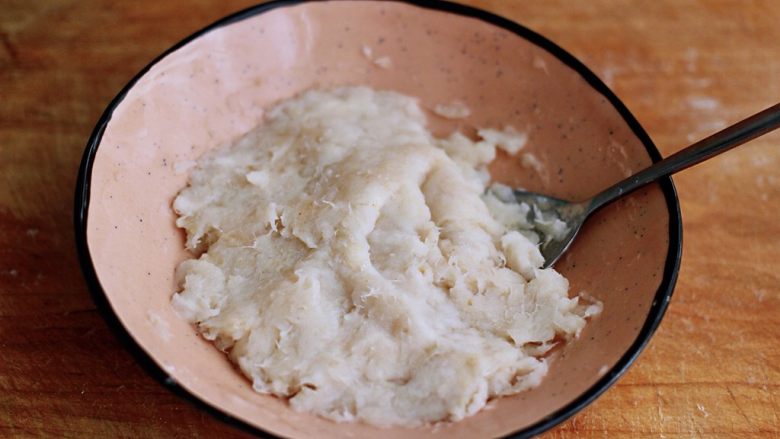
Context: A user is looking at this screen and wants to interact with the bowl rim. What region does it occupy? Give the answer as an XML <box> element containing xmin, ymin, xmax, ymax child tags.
<box><xmin>73</xmin><ymin>0</ymin><xmax>683</xmax><ymax>437</ymax></box>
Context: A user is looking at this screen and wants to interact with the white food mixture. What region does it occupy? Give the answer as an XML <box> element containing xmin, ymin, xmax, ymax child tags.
<box><xmin>172</xmin><ymin>87</ymin><xmax>600</xmax><ymax>427</ymax></box>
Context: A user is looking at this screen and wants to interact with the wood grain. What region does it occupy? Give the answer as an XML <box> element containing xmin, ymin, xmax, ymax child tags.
<box><xmin>1</xmin><ymin>1</ymin><xmax>778</xmax><ymax>437</ymax></box>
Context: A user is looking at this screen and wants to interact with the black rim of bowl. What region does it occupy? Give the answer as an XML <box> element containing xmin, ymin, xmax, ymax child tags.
<box><xmin>74</xmin><ymin>1</ymin><xmax>683</xmax><ymax>437</ymax></box>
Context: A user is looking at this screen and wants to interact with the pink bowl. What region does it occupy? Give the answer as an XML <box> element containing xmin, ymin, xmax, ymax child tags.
<box><xmin>75</xmin><ymin>1</ymin><xmax>681</xmax><ymax>437</ymax></box>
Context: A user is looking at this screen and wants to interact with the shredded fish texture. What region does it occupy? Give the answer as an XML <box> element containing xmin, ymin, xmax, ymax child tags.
<box><xmin>172</xmin><ymin>86</ymin><xmax>600</xmax><ymax>427</ymax></box>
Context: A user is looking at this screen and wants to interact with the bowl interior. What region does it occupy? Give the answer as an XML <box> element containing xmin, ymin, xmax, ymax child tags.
<box><xmin>82</xmin><ymin>1</ymin><xmax>677</xmax><ymax>437</ymax></box>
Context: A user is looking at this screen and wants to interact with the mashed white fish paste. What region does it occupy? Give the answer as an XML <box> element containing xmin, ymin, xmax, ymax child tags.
<box><xmin>172</xmin><ymin>87</ymin><xmax>600</xmax><ymax>427</ymax></box>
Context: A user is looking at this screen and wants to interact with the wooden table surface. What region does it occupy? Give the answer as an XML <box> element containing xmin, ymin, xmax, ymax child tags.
<box><xmin>2</xmin><ymin>1</ymin><xmax>778</xmax><ymax>437</ymax></box>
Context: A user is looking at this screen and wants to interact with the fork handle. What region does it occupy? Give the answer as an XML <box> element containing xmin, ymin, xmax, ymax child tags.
<box><xmin>589</xmin><ymin>102</ymin><xmax>780</xmax><ymax>212</ymax></box>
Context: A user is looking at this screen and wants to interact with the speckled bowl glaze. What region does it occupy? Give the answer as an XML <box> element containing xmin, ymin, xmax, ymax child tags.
<box><xmin>75</xmin><ymin>1</ymin><xmax>681</xmax><ymax>437</ymax></box>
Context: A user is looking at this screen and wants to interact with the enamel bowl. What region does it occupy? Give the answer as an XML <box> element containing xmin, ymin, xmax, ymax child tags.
<box><xmin>75</xmin><ymin>1</ymin><xmax>681</xmax><ymax>437</ymax></box>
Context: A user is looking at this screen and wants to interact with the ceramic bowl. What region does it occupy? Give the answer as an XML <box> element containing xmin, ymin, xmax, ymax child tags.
<box><xmin>75</xmin><ymin>1</ymin><xmax>682</xmax><ymax>437</ymax></box>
